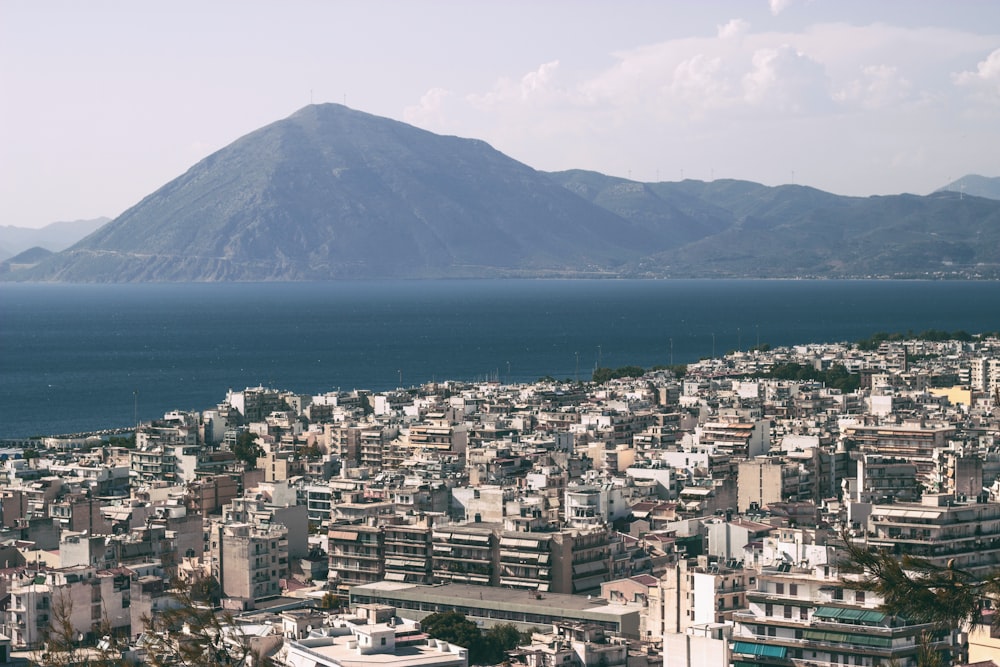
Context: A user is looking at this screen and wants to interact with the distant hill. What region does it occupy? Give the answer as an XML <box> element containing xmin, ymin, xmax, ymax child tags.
<box><xmin>0</xmin><ymin>217</ymin><xmax>108</xmax><ymax>262</ymax></box>
<box><xmin>0</xmin><ymin>246</ymin><xmax>54</xmax><ymax>273</ymax></box>
<box><xmin>5</xmin><ymin>105</ymin><xmax>1000</xmax><ymax>281</ymax></box>
<box><xmin>549</xmin><ymin>172</ymin><xmax>1000</xmax><ymax>278</ymax></box>
<box><xmin>936</xmin><ymin>174</ymin><xmax>1000</xmax><ymax>201</ymax></box>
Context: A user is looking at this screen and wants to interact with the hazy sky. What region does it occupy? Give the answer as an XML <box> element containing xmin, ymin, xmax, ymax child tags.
<box><xmin>2</xmin><ymin>1</ymin><xmax>998</xmax><ymax>228</ymax></box>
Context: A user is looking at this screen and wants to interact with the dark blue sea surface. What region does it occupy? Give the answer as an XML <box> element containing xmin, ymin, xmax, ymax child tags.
<box><xmin>2</xmin><ymin>280</ymin><xmax>999</xmax><ymax>438</ymax></box>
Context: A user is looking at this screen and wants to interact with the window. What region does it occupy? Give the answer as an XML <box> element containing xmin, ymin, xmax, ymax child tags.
<box><xmin>765</xmin><ymin>604</ymin><xmax>773</xmax><ymax>616</ymax></box>
<box><xmin>855</xmin><ymin>591</ymin><xmax>865</xmax><ymax>603</ymax></box>
<box><xmin>784</xmin><ymin>605</ymin><xmax>792</xmax><ymax>619</ymax></box>
<box><xmin>789</xmin><ymin>583</ymin><xmax>798</xmax><ymax>596</ymax></box>
<box><xmin>776</xmin><ymin>583</ymin><xmax>785</xmax><ymax>594</ymax></box>
<box><xmin>381</xmin><ymin>637</ymin><xmax>387</xmax><ymax>646</ymax></box>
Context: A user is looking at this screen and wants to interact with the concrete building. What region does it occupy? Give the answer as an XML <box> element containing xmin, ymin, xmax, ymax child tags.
<box><xmin>349</xmin><ymin>581</ymin><xmax>642</xmax><ymax>638</ymax></box>
<box><xmin>648</xmin><ymin>556</ymin><xmax>754</xmax><ymax>640</ymax></box>
<box><xmin>731</xmin><ymin>556</ymin><xmax>958</xmax><ymax>667</ymax></box>
<box><xmin>862</xmin><ymin>493</ymin><xmax>1000</xmax><ymax>579</ymax></box>
<box><xmin>210</xmin><ymin>521</ymin><xmax>289</xmax><ymax>601</ymax></box>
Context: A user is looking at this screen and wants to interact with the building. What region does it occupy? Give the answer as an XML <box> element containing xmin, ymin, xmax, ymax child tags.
<box><xmin>862</xmin><ymin>493</ymin><xmax>1000</xmax><ymax>579</ymax></box>
<box><xmin>210</xmin><ymin>522</ymin><xmax>289</xmax><ymax>601</ymax></box>
<box><xmin>349</xmin><ymin>581</ymin><xmax>642</xmax><ymax>638</ymax></box>
<box><xmin>730</xmin><ymin>553</ymin><xmax>958</xmax><ymax>667</ymax></box>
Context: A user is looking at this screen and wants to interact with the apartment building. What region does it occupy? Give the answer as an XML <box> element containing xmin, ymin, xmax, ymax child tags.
<box><xmin>731</xmin><ymin>557</ymin><xmax>956</xmax><ymax>667</ymax></box>
<box><xmin>649</xmin><ymin>556</ymin><xmax>754</xmax><ymax>639</ymax></box>
<box><xmin>863</xmin><ymin>493</ymin><xmax>1000</xmax><ymax>578</ymax></box>
<box><xmin>842</xmin><ymin>419</ymin><xmax>956</xmax><ymax>483</ymax></box>
<box><xmin>328</xmin><ymin>523</ymin><xmax>384</xmax><ymax>593</ymax></box>
<box><xmin>696</xmin><ymin>419</ymin><xmax>770</xmax><ymax>459</ymax></box>
<box><xmin>6</xmin><ymin>565</ymin><xmax>131</xmax><ymax>650</ymax></box>
<box><xmin>209</xmin><ymin>521</ymin><xmax>289</xmax><ymax>601</ymax></box>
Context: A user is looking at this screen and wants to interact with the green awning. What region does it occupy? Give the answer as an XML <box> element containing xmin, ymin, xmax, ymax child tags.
<box><xmin>733</xmin><ymin>641</ymin><xmax>788</xmax><ymax>658</ymax></box>
<box><xmin>814</xmin><ymin>606</ymin><xmax>886</xmax><ymax>624</ymax></box>
<box><xmin>804</xmin><ymin>629</ymin><xmax>892</xmax><ymax>649</ymax></box>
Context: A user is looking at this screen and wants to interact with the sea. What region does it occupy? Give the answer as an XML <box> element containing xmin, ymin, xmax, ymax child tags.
<box><xmin>2</xmin><ymin>279</ymin><xmax>1000</xmax><ymax>439</ymax></box>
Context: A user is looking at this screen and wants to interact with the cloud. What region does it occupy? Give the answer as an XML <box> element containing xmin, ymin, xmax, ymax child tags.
<box><xmin>954</xmin><ymin>47</ymin><xmax>1000</xmax><ymax>102</ymax></box>
<box><xmin>834</xmin><ymin>64</ymin><xmax>913</xmax><ymax>109</ymax></box>
<box><xmin>718</xmin><ymin>18</ymin><xmax>750</xmax><ymax>40</ymax></box>
<box><xmin>403</xmin><ymin>87</ymin><xmax>456</xmax><ymax>127</ymax></box>
<box><xmin>769</xmin><ymin>0</ymin><xmax>795</xmax><ymax>16</ymax></box>
<box><xmin>469</xmin><ymin>61</ymin><xmax>567</xmax><ymax>109</ymax></box>
<box><xmin>742</xmin><ymin>45</ymin><xmax>830</xmax><ymax>113</ymax></box>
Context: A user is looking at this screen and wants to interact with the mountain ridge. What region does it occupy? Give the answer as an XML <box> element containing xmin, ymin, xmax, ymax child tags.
<box><xmin>6</xmin><ymin>105</ymin><xmax>1000</xmax><ymax>282</ymax></box>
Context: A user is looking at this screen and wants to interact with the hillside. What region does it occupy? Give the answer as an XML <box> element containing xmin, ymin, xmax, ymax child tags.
<box><xmin>6</xmin><ymin>106</ymin><xmax>1000</xmax><ymax>281</ymax></box>
<box><xmin>936</xmin><ymin>174</ymin><xmax>1000</xmax><ymax>201</ymax></box>
<box><xmin>0</xmin><ymin>217</ymin><xmax>108</xmax><ymax>262</ymax></box>
<box><xmin>12</xmin><ymin>105</ymin><xmax>654</xmax><ymax>281</ymax></box>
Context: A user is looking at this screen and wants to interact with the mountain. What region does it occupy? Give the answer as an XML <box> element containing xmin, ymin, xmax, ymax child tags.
<box><xmin>12</xmin><ymin>105</ymin><xmax>655</xmax><ymax>281</ymax></box>
<box><xmin>6</xmin><ymin>105</ymin><xmax>1000</xmax><ymax>281</ymax></box>
<box><xmin>547</xmin><ymin>173</ymin><xmax>1000</xmax><ymax>278</ymax></box>
<box><xmin>0</xmin><ymin>217</ymin><xmax>108</xmax><ymax>262</ymax></box>
<box><xmin>936</xmin><ymin>174</ymin><xmax>1000</xmax><ymax>201</ymax></box>
<box><xmin>0</xmin><ymin>246</ymin><xmax>54</xmax><ymax>273</ymax></box>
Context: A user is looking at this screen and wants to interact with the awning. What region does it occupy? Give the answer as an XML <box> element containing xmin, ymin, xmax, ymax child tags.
<box><xmin>573</xmin><ymin>560</ymin><xmax>607</xmax><ymax>575</ymax></box>
<box><xmin>814</xmin><ymin>606</ymin><xmax>886</xmax><ymax>624</ymax></box>
<box><xmin>500</xmin><ymin>537</ymin><xmax>547</xmax><ymax>549</ymax></box>
<box><xmin>732</xmin><ymin>642</ymin><xmax>788</xmax><ymax>659</ymax></box>
<box><xmin>803</xmin><ymin>630</ymin><xmax>891</xmax><ymax>649</ymax></box>
<box><xmin>328</xmin><ymin>530</ymin><xmax>359</xmax><ymax>541</ymax></box>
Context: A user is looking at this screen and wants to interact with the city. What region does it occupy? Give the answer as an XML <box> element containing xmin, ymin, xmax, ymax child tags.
<box><xmin>1</xmin><ymin>334</ymin><xmax>999</xmax><ymax>665</ymax></box>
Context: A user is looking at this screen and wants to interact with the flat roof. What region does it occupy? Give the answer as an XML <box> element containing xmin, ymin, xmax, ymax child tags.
<box><xmin>350</xmin><ymin>582</ymin><xmax>640</xmax><ymax>622</ymax></box>
<box><xmin>288</xmin><ymin>636</ymin><xmax>464</xmax><ymax>667</ymax></box>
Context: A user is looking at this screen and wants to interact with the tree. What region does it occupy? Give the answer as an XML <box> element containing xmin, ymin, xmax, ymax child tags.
<box><xmin>421</xmin><ymin>611</ymin><xmax>490</xmax><ymax>664</ymax></box>
<box><xmin>139</xmin><ymin>577</ymin><xmax>272</xmax><ymax>667</ymax></box>
<box><xmin>232</xmin><ymin>430</ymin><xmax>263</xmax><ymax>470</ymax></box>
<box><xmin>839</xmin><ymin>536</ymin><xmax>1000</xmax><ymax>631</ymax></box>
<box><xmin>34</xmin><ymin>591</ymin><xmax>133</xmax><ymax>667</ymax></box>
<box><xmin>484</xmin><ymin>623</ymin><xmax>524</xmax><ymax>659</ymax></box>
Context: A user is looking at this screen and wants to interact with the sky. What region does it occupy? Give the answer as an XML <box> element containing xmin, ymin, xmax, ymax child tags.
<box><xmin>1</xmin><ymin>1</ymin><xmax>999</xmax><ymax>229</ymax></box>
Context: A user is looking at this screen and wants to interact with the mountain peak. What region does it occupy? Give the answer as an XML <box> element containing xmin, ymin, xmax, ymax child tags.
<box><xmin>5</xmin><ymin>109</ymin><xmax>1000</xmax><ymax>282</ymax></box>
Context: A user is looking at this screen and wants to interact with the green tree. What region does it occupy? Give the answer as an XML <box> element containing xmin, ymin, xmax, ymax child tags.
<box><xmin>421</xmin><ymin>611</ymin><xmax>490</xmax><ymax>664</ymax></box>
<box><xmin>484</xmin><ymin>622</ymin><xmax>524</xmax><ymax>659</ymax></box>
<box><xmin>839</xmin><ymin>536</ymin><xmax>998</xmax><ymax>631</ymax></box>
<box><xmin>839</xmin><ymin>536</ymin><xmax>990</xmax><ymax>666</ymax></box>
<box><xmin>592</xmin><ymin>365</ymin><xmax>646</xmax><ymax>384</ymax></box>
<box><xmin>232</xmin><ymin>431</ymin><xmax>263</xmax><ymax>470</ymax></box>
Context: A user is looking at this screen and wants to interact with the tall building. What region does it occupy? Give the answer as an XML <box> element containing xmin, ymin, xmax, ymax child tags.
<box><xmin>210</xmin><ymin>522</ymin><xmax>289</xmax><ymax>601</ymax></box>
<box><xmin>731</xmin><ymin>553</ymin><xmax>959</xmax><ymax>666</ymax></box>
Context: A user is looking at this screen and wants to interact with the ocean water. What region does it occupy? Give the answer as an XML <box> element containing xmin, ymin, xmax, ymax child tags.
<box><xmin>2</xmin><ymin>279</ymin><xmax>999</xmax><ymax>439</ymax></box>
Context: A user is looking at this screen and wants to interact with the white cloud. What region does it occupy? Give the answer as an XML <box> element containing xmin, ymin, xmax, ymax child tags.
<box><xmin>403</xmin><ymin>87</ymin><xmax>455</xmax><ymax>128</ymax></box>
<box><xmin>834</xmin><ymin>64</ymin><xmax>913</xmax><ymax>109</ymax></box>
<box><xmin>742</xmin><ymin>45</ymin><xmax>829</xmax><ymax>113</ymax></box>
<box><xmin>718</xmin><ymin>18</ymin><xmax>749</xmax><ymax>40</ymax></box>
<box><xmin>769</xmin><ymin>0</ymin><xmax>795</xmax><ymax>16</ymax></box>
<box><xmin>954</xmin><ymin>47</ymin><xmax>1000</xmax><ymax>102</ymax></box>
